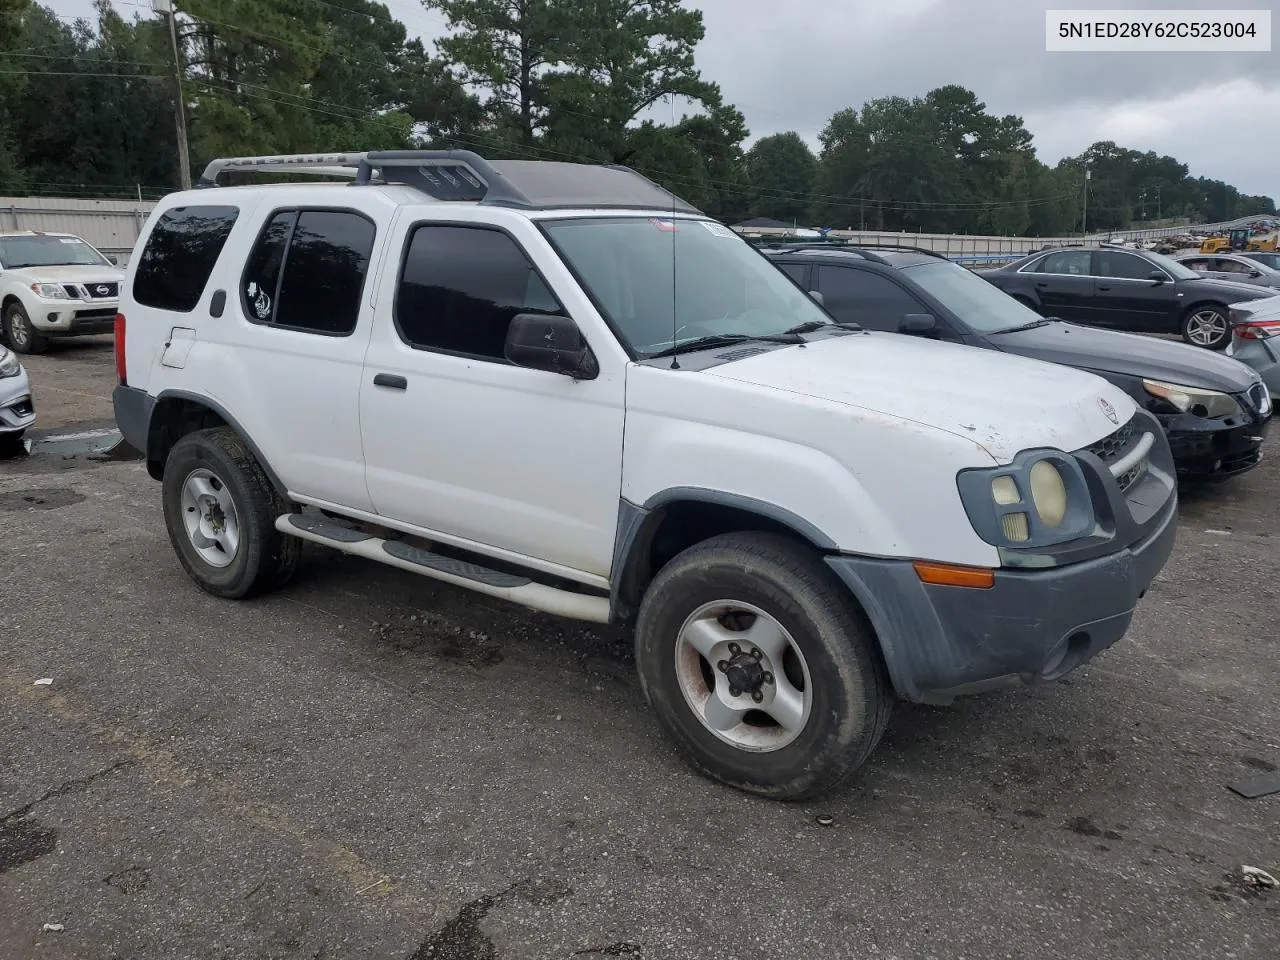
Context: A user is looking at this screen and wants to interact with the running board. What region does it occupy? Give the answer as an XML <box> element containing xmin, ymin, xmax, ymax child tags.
<box><xmin>275</xmin><ymin>514</ymin><xmax>611</xmax><ymax>623</ymax></box>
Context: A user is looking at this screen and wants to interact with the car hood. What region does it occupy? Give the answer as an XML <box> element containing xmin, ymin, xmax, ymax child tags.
<box><xmin>8</xmin><ymin>264</ymin><xmax>123</xmax><ymax>284</ymax></box>
<box><xmin>1181</xmin><ymin>276</ymin><xmax>1274</xmax><ymax>301</ymax></box>
<box><xmin>704</xmin><ymin>331</ymin><xmax>1135</xmax><ymax>462</ymax></box>
<box><xmin>992</xmin><ymin>321</ymin><xmax>1259</xmax><ymax>393</ymax></box>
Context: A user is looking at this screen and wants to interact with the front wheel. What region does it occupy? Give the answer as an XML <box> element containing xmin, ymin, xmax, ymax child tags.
<box><xmin>162</xmin><ymin>427</ymin><xmax>301</xmax><ymax>599</ymax></box>
<box><xmin>1181</xmin><ymin>305</ymin><xmax>1230</xmax><ymax>350</ymax></box>
<box><xmin>634</xmin><ymin>532</ymin><xmax>892</xmax><ymax>800</ymax></box>
<box><xmin>4</xmin><ymin>303</ymin><xmax>49</xmax><ymax>355</ymax></box>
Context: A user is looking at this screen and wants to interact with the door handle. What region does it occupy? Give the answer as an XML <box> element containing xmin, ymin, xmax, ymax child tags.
<box><xmin>1035</xmin><ymin>281</ymin><xmax>1049</xmax><ymax>287</ymax></box>
<box><xmin>373</xmin><ymin>373</ymin><xmax>407</xmax><ymax>390</ymax></box>
<box><xmin>1097</xmin><ymin>285</ymin><xmax>1112</xmax><ymax>291</ymax></box>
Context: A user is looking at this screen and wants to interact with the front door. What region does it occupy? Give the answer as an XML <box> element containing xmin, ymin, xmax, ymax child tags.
<box><xmin>1024</xmin><ymin>250</ymin><xmax>1096</xmax><ymax>323</ymax></box>
<box><xmin>358</xmin><ymin>215</ymin><xmax>626</xmax><ymax>580</ymax></box>
<box><xmin>1090</xmin><ymin>250</ymin><xmax>1181</xmax><ymax>333</ymax></box>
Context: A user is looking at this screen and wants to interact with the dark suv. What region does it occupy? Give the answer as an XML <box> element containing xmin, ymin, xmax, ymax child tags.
<box><xmin>761</xmin><ymin>244</ymin><xmax>1272</xmax><ymax>481</ymax></box>
<box><xmin>977</xmin><ymin>244</ymin><xmax>1273</xmax><ymax>350</ymax></box>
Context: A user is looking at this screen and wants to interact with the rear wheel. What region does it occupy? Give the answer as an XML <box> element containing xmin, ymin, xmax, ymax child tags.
<box><xmin>4</xmin><ymin>303</ymin><xmax>49</xmax><ymax>355</ymax></box>
<box><xmin>1181</xmin><ymin>305</ymin><xmax>1229</xmax><ymax>349</ymax></box>
<box><xmin>162</xmin><ymin>427</ymin><xmax>300</xmax><ymax>598</ymax></box>
<box><xmin>634</xmin><ymin>532</ymin><xmax>892</xmax><ymax>800</ymax></box>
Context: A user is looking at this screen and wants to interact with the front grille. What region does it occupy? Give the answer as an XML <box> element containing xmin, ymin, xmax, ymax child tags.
<box><xmin>1085</xmin><ymin>416</ymin><xmax>1137</xmax><ymax>464</ymax></box>
<box><xmin>73</xmin><ymin>308</ymin><xmax>116</xmax><ymax>320</ymax></box>
<box><xmin>83</xmin><ymin>281</ymin><xmax>119</xmax><ymax>299</ymax></box>
<box><xmin>61</xmin><ymin>283</ymin><xmax>82</xmax><ymax>299</ymax></box>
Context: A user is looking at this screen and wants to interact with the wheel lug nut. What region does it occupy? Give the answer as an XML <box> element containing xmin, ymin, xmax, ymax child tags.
<box><xmin>763</xmin><ymin>671</ymin><xmax>774</xmax><ymax>685</ymax></box>
<box><xmin>751</xmin><ymin>648</ymin><xmax>763</xmax><ymax>660</ymax></box>
<box><xmin>728</xmin><ymin>643</ymin><xmax>741</xmax><ymax>656</ymax></box>
<box><xmin>751</xmin><ymin>690</ymin><xmax>763</xmax><ymax>703</ymax></box>
<box><xmin>729</xmin><ymin>686</ymin><xmax>741</xmax><ymax>698</ymax></box>
<box><xmin>717</xmin><ymin>660</ymin><xmax>729</xmax><ymax>673</ymax></box>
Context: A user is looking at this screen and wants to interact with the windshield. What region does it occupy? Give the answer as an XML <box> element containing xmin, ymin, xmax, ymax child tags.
<box><xmin>0</xmin><ymin>234</ymin><xmax>111</xmax><ymax>269</ymax></box>
<box><xmin>540</xmin><ymin>216</ymin><xmax>831</xmax><ymax>356</ymax></box>
<box><xmin>1144</xmin><ymin>251</ymin><xmax>1199</xmax><ymax>280</ymax></box>
<box><xmin>902</xmin><ymin>260</ymin><xmax>1047</xmax><ymax>333</ymax></box>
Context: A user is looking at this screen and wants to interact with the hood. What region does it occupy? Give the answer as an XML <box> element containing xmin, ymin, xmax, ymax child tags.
<box><xmin>9</xmin><ymin>264</ymin><xmax>123</xmax><ymax>284</ymax></box>
<box><xmin>1182</xmin><ymin>276</ymin><xmax>1274</xmax><ymax>301</ymax></box>
<box><xmin>704</xmin><ymin>331</ymin><xmax>1135</xmax><ymax>463</ymax></box>
<box><xmin>991</xmin><ymin>321</ymin><xmax>1258</xmax><ymax>393</ymax></box>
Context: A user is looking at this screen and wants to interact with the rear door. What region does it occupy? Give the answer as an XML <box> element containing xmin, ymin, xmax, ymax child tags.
<box><xmin>1091</xmin><ymin>250</ymin><xmax>1180</xmax><ymax>332</ymax></box>
<box><xmin>1019</xmin><ymin>250</ymin><xmax>1096</xmax><ymax>322</ymax></box>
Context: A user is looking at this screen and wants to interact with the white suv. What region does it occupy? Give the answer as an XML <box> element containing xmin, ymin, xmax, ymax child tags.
<box><xmin>0</xmin><ymin>231</ymin><xmax>124</xmax><ymax>354</ymax></box>
<box><xmin>112</xmin><ymin>151</ymin><xmax>1179</xmax><ymax>799</ymax></box>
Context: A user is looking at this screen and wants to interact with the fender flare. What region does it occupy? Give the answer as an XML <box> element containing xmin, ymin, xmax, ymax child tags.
<box><xmin>148</xmin><ymin>389</ymin><xmax>288</xmax><ymax>494</ymax></box>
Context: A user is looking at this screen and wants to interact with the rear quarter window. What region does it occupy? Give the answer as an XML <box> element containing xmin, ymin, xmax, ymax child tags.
<box><xmin>132</xmin><ymin>205</ymin><xmax>239</xmax><ymax>312</ymax></box>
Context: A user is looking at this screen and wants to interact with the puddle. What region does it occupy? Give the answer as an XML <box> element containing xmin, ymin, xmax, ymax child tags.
<box><xmin>0</xmin><ymin>487</ymin><xmax>86</xmax><ymax>512</ymax></box>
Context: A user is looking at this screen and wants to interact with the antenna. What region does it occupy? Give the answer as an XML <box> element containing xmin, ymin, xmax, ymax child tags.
<box><xmin>669</xmin><ymin>94</ymin><xmax>680</xmax><ymax>370</ymax></box>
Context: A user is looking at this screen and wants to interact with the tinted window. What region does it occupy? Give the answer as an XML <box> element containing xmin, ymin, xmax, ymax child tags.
<box><xmin>815</xmin><ymin>265</ymin><xmax>923</xmax><ymax>330</ymax></box>
<box><xmin>1212</xmin><ymin>258</ymin><xmax>1250</xmax><ymax>274</ymax></box>
<box><xmin>1095</xmin><ymin>251</ymin><xmax>1158</xmax><ymax>280</ymax></box>
<box><xmin>1035</xmin><ymin>250</ymin><xmax>1091</xmax><ymax>276</ymax></box>
<box><xmin>241</xmin><ymin>210</ymin><xmax>375</xmax><ymax>335</ymax></box>
<box><xmin>396</xmin><ymin>225</ymin><xmax>564</xmax><ymax>359</ymax></box>
<box><xmin>776</xmin><ymin>262</ymin><xmax>808</xmax><ymax>285</ymax></box>
<box><xmin>133</xmin><ymin>205</ymin><xmax>239</xmax><ymax>312</ymax></box>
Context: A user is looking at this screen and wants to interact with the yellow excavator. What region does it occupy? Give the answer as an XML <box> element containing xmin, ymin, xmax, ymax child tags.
<box><xmin>1199</xmin><ymin>228</ymin><xmax>1279</xmax><ymax>254</ymax></box>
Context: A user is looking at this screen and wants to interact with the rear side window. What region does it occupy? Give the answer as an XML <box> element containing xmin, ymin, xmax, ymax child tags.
<box><xmin>132</xmin><ymin>205</ymin><xmax>239</xmax><ymax>312</ymax></box>
<box><xmin>1095</xmin><ymin>251</ymin><xmax>1158</xmax><ymax>280</ymax></box>
<box><xmin>240</xmin><ymin>209</ymin><xmax>376</xmax><ymax>335</ymax></box>
<box><xmin>395</xmin><ymin>225</ymin><xmax>563</xmax><ymax>360</ymax></box>
<box><xmin>1034</xmin><ymin>251</ymin><xmax>1092</xmax><ymax>275</ymax></box>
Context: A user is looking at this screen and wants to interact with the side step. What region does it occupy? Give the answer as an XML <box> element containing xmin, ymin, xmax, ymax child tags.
<box><xmin>275</xmin><ymin>514</ymin><xmax>611</xmax><ymax>624</ymax></box>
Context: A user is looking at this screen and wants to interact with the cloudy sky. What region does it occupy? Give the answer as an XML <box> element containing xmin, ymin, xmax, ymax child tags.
<box><xmin>46</xmin><ymin>0</ymin><xmax>1278</xmax><ymax>199</ymax></box>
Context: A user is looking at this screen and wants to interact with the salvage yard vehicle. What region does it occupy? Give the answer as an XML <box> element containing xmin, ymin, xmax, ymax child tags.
<box><xmin>1227</xmin><ymin>295</ymin><xmax>1280</xmax><ymax>401</ymax></box>
<box><xmin>1174</xmin><ymin>251</ymin><xmax>1280</xmax><ymax>290</ymax></box>
<box><xmin>978</xmin><ymin>245</ymin><xmax>1273</xmax><ymax>350</ymax></box>
<box><xmin>763</xmin><ymin>244</ymin><xmax>1273</xmax><ymax>481</ymax></box>
<box><xmin>0</xmin><ymin>344</ymin><xmax>35</xmax><ymax>454</ymax></box>
<box><xmin>0</xmin><ymin>231</ymin><xmax>124</xmax><ymax>354</ymax></box>
<box><xmin>113</xmin><ymin>150</ymin><xmax>1178</xmax><ymax>800</ymax></box>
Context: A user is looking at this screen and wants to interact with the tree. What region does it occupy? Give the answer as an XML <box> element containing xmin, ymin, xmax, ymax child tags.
<box><xmin>0</xmin><ymin>0</ymin><xmax>32</xmax><ymax>192</ymax></box>
<box><xmin>744</xmin><ymin>132</ymin><xmax>816</xmax><ymax>225</ymax></box>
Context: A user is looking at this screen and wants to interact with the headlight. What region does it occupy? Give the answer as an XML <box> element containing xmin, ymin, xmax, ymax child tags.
<box><xmin>1142</xmin><ymin>379</ymin><xmax>1240</xmax><ymax>419</ymax></box>
<box><xmin>30</xmin><ymin>282</ymin><xmax>68</xmax><ymax>299</ymax></box>
<box><xmin>0</xmin><ymin>347</ymin><xmax>19</xmax><ymax>378</ymax></box>
<box><xmin>957</xmin><ymin>452</ymin><xmax>1095</xmax><ymax>549</ymax></box>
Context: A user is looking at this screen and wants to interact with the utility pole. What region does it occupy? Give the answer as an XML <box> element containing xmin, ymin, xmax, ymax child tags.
<box><xmin>1082</xmin><ymin>167</ymin><xmax>1090</xmax><ymax>236</ymax></box>
<box><xmin>153</xmin><ymin>0</ymin><xmax>190</xmax><ymax>190</ymax></box>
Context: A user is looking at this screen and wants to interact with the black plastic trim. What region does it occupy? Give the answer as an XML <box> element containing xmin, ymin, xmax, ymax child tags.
<box><xmin>150</xmin><ymin>388</ymin><xmax>288</xmax><ymax>495</ymax></box>
<box><xmin>286</xmin><ymin>513</ymin><xmax>372</xmax><ymax>543</ymax></box>
<box><xmin>383</xmin><ymin>540</ymin><xmax>532</xmax><ymax>588</ymax></box>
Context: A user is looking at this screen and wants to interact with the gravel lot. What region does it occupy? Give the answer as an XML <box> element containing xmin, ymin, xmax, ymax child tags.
<box><xmin>2</xmin><ymin>337</ymin><xmax>1278</xmax><ymax>960</ymax></box>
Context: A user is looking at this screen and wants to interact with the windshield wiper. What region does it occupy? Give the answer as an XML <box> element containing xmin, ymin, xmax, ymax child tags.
<box><xmin>993</xmin><ymin>318</ymin><xmax>1054</xmax><ymax>334</ymax></box>
<box><xmin>647</xmin><ymin>332</ymin><xmax>803</xmax><ymax>359</ymax></box>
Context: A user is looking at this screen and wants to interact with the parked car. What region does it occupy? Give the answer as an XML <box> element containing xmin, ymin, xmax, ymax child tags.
<box><xmin>977</xmin><ymin>244</ymin><xmax>1274</xmax><ymax>350</ymax></box>
<box><xmin>1227</xmin><ymin>295</ymin><xmax>1280</xmax><ymax>401</ymax></box>
<box><xmin>1173</xmin><ymin>251</ymin><xmax>1280</xmax><ymax>290</ymax></box>
<box><xmin>0</xmin><ymin>231</ymin><xmax>124</xmax><ymax>354</ymax></box>
<box><xmin>762</xmin><ymin>244</ymin><xmax>1272</xmax><ymax>481</ymax></box>
<box><xmin>112</xmin><ymin>149</ymin><xmax>1177</xmax><ymax>800</ymax></box>
<box><xmin>1242</xmin><ymin>252</ymin><xmax>1280</xmax><ymax>271</ymax></box>
<box><xmin>0</xmin><ymin>344</ymin><xmax>35</xmax><ymax>454</ymax></box>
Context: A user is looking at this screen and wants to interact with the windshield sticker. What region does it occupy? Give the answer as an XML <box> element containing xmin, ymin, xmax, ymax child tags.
<box><xmin>699</xmin><ymin>221</ymin><xmax>735</xmax><ymax>238</ymax></box>
<box><xmin>649</xmin><ymin>218</ymin><xmax>679</xmax><ymax>232</ymax></box>
<box><xmin>58</xmin><ymin>238</ymin><xmax>84</xmax><ymax>244</ymax></box>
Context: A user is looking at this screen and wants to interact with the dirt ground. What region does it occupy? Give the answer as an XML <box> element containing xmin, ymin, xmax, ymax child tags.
<box><xmin>2</xmin><ymin>337</ymin><xmax>1277</xmax><ymax>959</ymax></box>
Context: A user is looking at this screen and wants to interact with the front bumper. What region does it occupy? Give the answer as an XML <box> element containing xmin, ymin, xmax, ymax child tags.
<box><xmin>0</xmin><ymin>367</ymin><xmax>36</xmax><ymax>433</ymax></box>
<box><xmin>1163</xmin><ymin>408</ymin><xmax>1270</xmax><ymax>480</ymax></box>
<box><xmin>827</xmin><ymin>493</ymin><xmax>1177</xmax><ymax>705</ymax></box>
<box><xmin>30</xmin><ymin>298</ymin><xmax>119</xmax><ymax>336</ymax></box>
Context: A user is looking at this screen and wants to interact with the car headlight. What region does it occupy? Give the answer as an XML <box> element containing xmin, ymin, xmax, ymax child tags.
<box><xmin>1142</xmin><ymin>379</ymin><xmax>1240</xmax><ymax>419</ymax></box>
<box><xmin>957</xmin><ymin>452</ymin><xmax>1095</xmax><ymax>549</ymax></box>
<box><xmin>30</xmin><ymin>282</ymin><xmax>68</xmax><ymax>299</ymax></box>
<box><xmin>0</xmin><ymin>346</ymin><xmax>19</xmax><ymax>378</ymax></box>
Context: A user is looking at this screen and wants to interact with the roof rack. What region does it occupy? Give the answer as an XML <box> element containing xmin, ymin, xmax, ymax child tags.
<box><xmin>195</xmin><ymin>149</ymin><xmax>701</xmax><ymax>214</ymax></box>
<box><xmin>757</xmin><ymin>240</ymin><xmax>946</xmax><ymax>265</ymax></box>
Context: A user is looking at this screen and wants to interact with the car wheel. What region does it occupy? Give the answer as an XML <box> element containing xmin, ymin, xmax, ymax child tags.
<box><xmin>634</xmin><ymin>531</ymin><xmax>892</xmax><ymax>800</ymax></box>
<box><xmin>4</xmin><ymin>303</ymin><xmax>49</xmax><ymax>355</ymax></box>
<box><xmin>162</xmin><ymin>427</ymin><xmax>301</xmax><ymax>599</ymax></box>
<box><xmin>1181</xmin><ymin>305</ymin><xmax>1230</xmax><ymax>349</ymax></box>
<box><xmin>0</xmin><ymin>429</ymin><xmax>25</xmax><ymax>456</ymax></box>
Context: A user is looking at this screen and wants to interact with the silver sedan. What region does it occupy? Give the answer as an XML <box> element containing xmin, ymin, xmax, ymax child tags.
<box><xmin>1175</xmin><ymin>251</ymin><xmax>1280</xmax><ymax>290</ymax></box>
<box><xmin>1228</xmin><ymin>295</ymin><xmax>1280</xmax><ymax>401</ymax></box>
<box><xmin>0</xmin><ymin>344</ymin><xmax>35</xmax><ymax>453</ymax></box>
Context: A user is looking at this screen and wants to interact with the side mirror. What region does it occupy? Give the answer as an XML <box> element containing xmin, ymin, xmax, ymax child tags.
<box><xmin>109</xmin><ymin>255</ymin><xmax>120</xmax><ymax>266</ymax></box>
<box><xmin>899</xmin><ymin>313</ymin><xmax>937</xmax><ymax>334</ymax></box>
<box><xmin>808</xmin><ymin>290</ymin><xmax>825</xmax><ymax>306</ymax></box>
<box><xmin>504</xmin><ymin>313</ymin><xmax>598</xmax><ymax>380</ymax></box>
<box><xmin>1147</xmin><ymin>271</ymin><xmax>1167</xmax><ymax>284</ymax></box>
<box><xmin>1249</xmin><ymin>270</ymin><xmax>1263</xmax><ymax>278</ymax></box>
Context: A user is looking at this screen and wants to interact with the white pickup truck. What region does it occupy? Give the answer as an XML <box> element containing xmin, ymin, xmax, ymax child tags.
<box><xmin>111</xmin><ymin>151</ymin><xmax>1178</xmax><ymax>799</ymax></box>
<box><xmin>0</xmin><ymin>230</ymin><xmax>124</xmax><ymax>354</ymax></box>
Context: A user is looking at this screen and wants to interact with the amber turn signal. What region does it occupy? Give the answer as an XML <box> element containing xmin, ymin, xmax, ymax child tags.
<box><xmin>912</xmin><ymin>561</ymin><xmax>995</xmax><ymax>589</ymax></box>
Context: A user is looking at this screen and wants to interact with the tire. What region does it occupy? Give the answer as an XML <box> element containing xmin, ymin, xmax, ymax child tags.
<box><xmin>1181</xmin><ymin>304</ymin><xmax>1230</xmax><ymax>350</ymax></box>
<box><xmin>4</xmin><ymin>303</ymin><xmax>49</xmax><ymax>355</ymax></box>
<box><xmin>161</xmin><ymin>427</ymin><xmax>301</xmax><ymax>599</ymax></box>
<box><xmin>0</xmin><ymin>430</ymin><xmax>25</xmax><ymax>456</ymax></box>
<box><xmin>634</xmin><ymin>531</ymin><xmax>892</xmax><ymax>800</ymax></box>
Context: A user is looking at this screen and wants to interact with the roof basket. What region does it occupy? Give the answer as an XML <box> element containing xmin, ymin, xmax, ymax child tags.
<box><xmin>195</xmin><ymin>149</ymin><xmax>702</xmax><ymax>214</ymax></box>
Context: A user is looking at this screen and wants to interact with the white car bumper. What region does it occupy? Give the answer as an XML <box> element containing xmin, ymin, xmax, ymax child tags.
<box><xmin>0</xmin><ymin>364</ymin><xmax>36</xmax><ymax>433</ymax></box>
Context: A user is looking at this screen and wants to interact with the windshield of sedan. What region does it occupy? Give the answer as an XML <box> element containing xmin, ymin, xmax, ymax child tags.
<box><xmin>901</xmin><ymin>260</ymin><xmax>1046</xmax><ymax>333</ymax></box>
<box><xmin>1144</xmin><ymin>251</ymin><xmax>1199</xmax><ymax>280</ymax></box>
<box><xmin>540</xmin><ymin>216</ymin><xmax>831</xmax><ymax>356</ymax></box>
<box><xmin>0</xmin><ymin>235</ymin><xmax>111</xmax><ymax>269</ymax></box>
